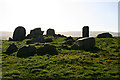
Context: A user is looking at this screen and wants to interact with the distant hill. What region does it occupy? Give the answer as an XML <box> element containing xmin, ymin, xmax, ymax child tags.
<box><xmin>0</xmin><ymin>31</ymin><xmax>119</xmax><ymax>40</ymax></box>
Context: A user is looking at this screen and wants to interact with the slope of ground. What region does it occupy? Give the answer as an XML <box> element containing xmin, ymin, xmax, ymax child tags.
<box><xmin>1</xmin><ymin>37</ymin><xmax>120</xmax><ymax>79</ymax></box>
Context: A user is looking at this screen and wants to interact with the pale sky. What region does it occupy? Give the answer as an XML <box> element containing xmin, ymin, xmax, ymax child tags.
<box><xmin>0</xmin><ymin>0</ymin><xmax>119</xmax><ymax>33</ymax></box>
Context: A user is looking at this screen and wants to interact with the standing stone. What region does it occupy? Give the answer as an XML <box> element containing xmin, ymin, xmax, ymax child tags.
<box><xmin>76</xmin><ymin>37</ymin><xmax>95</xmax><ymax>50</ymax></box>
<box><xmin>82</xmin><ymin>26</ymin><xmax>89</xmax><ymax>37</ymax></box>
<box><xmin>13</xmin><ymin>26</ymin><xmax>26</xmax><ymax>41</ymax></box>
<box><xmin>30</xmin><ymin>28</ymin><xmax>44</xmax><ymax>38</ymax></box>
<box><xmin>46</xmin><ymin>28</ymin><xmax>55</xmax><ymax>36</ymax></box>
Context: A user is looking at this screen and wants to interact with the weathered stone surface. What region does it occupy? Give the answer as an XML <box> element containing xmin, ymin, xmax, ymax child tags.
<box><xmin>30</xmin><ymin>28</ymin><xmax>44</xmax><ymax>38</ymax></box>
<box><xmin>45</xmin><ymin>38</ymin><xmax>53</xmax><ymax>42</ymax></box>
<box><xmin>76</xmin><ymin>37</ymin><xmax>95</xmax><ymax>50</ymax></box>
<box><xmin>82</xmin><ymin>26</ymin><xmax>89</xmax><ymax>37</ymax></box>
<box><xmin>13</xmin><ymin>26</ymin><xmax>26</xmax><ymax>41</ymax></box>
<box><xmin>97</xmin><ymin>32</ymin><xmax>113</xmax><ymax>38</ymax></box>
<box><xmin>6</xmin><ymin>43</ymin><xmax>18</xmax><ymax>54</ymax></box>
<box><xmin>32</xmin><ymin>35</ymin><xmax>44</xmax><ymax>43</ymax></box>
<box><xmin>17</xmin><ymin>45</ymin><xmax>36</xmax><ymax>58</ymax></box>
<box><xmin>46</xmin><ymin>28</ymin><xmax>55</xmax><ymax>36</ymax></box>
<box><xmin>71</xmin><ymin>44</ymin><xmax>80</xmax><ymax>50</ymax></box>
<box><xmin>37</xmin><ymin>44</ymin><xmax>58</xmax><ymax>55</ymax></box>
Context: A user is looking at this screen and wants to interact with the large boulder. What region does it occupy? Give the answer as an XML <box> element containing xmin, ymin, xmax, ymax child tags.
<box><xmin>13</xmin><ymin>26</ymin><xmax>26</xmax><ymax>41</ymax></box>
<box><xmin>97</xmin><ymin>32</ymin><xmax>113</xmax><ymax>38</ymax></box>
<box><xmin>46</xmin><ymin>28</ymin><xmax>55</xmax><ymax>36</ymax></box>
<box><xmin>76</xmin><ymin>37</ymin><xmax>95</xmax><ymax>50</ymax></box>
<box><xmin>17</xmin><ymin>45</ymin><xmax>37</xmax><ymax>58</ymax></box>
<box><xmin>6</xmin><ymin>43</ymin><xmax>18</xmax><ymax>54</ymax></box>
<box><xmin>30</xmin><ymin>28</ymin><xmax>44</xmax><ymax>38</ymax></box>
<box><xmin>37</xmin><ymin>44</ymin><xmax>58</xmax><ymax>55</ymax></box>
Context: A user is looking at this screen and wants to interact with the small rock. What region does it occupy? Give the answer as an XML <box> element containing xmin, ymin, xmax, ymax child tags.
<box><xmin>8</xmin><ymin>37</ymin><xmax>13</xmax><ymax>41</ymax></box>
<box><xmin>65</xmin><ymin>36</ymin><xmax>74</xmax><ymax>41</ymax></box>
<box><xmin>62</xmin><ymin>39</ymin><xmax>74</xmax><ymax>45</ymax></box>
<box><xmin>45</xmin><ymin>38</ymin><xmax>53</xmax><ymax>42</ymax></box>
<box><xmin>6</xmin><ymin>43</ymin><xmax>18</xmax><ymax>54</ymax></box>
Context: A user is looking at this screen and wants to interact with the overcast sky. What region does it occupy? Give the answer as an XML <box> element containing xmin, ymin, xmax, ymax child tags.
<box><xmin>0</xmin><ymin>0</ymin><xmax>119</xmax><ymax>32</ymax></box>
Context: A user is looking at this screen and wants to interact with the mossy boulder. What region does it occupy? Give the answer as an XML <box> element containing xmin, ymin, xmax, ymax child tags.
<box><xmin>37</xmin><ymin>44</ymin><xmax>58</xmax><ymax>55</ymax></box>
<box><xmin>6</xmin><ymin>43</ymin><xmax>18</xmax><ymax>54</ymax></box>
<box><xmin>17</xmin><ymin>45</ymin><xmax>37</xmax><ymax>58</ymax></box>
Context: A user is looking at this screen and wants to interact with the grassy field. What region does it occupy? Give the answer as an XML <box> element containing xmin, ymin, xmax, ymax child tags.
<box><xmin>1</xmin><ymin>37</ymin><xmax>120</xmax><ymax>79</ymax></box>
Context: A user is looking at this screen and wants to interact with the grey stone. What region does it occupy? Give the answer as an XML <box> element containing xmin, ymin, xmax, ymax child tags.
<box><xmin>97</xmin><ymin>32</ymin><xmax>113</xmax><ymax>38</ymax></box>
<box><xmin>6</xmin><ymin>43</ymin><xmax>18</xmax><ymax>54</ymax></box>
<box><xmin>37</xmin><ymin>44</ymin><xmax>58</xmax><ymax>55</ymax></box>
<box><xmin>17</xmin><ymin>45</ymin><xmax>36</xmax><ymax>58</ymax></box>
<box><xmin>46</xmin><ymin>28</ymin><xmax>55</xmax><ymax>36</ymax></box>
<box><xmin>13</xmin><ymin>26</ymin><xmax>26</xmax><ymax>41</ymax></box>
<box><xmin>32</xmin><ymin>35</ymin><xmax>44</xmax><ymax>43</ymax></box>
<box><xmin>29</xmin><ymin>28</ymin><xmax>44</xmax><ymax>38</ymax></box>
<box><xmin>65</xmin><ymin>36</ymin><xmax>74</xmax><ymax>41</ymax></box>
<box><xmin>76</xmin><ymin>37</ymin><xmax>95</xmax><ymax>50</ymax></box>
<box><xmin>82</xmin><ymin>26</ymin><xmax>89</xmax><ymax>37</ymax></box>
